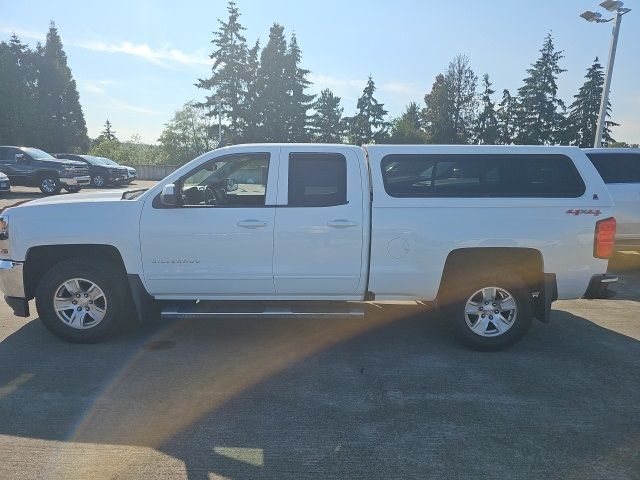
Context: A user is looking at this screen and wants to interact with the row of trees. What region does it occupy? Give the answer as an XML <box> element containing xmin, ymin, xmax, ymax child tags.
<box><xmin>183</xmin><ymin>1</ymin><xmax>620</xmax><ymax>158</ymax></box>
<box><xmin>0</xmin><ymin>7</ymin><xmax>634</xmax><ymax>167</ymax></box>
<box><xmin>0</xmin><ymin>22</ymin><xmax>89</xmax><ymax>152</ymax></box>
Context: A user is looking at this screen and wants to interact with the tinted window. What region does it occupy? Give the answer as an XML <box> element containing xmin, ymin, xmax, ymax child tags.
<box><xmin>288</xmin><ymin>153</ymin><xmax>347</xmax><ymax>207</ymax></box>
<box><xmin>586</xmin><ymin>153</ymin><xmax>640</xmax><ymax>184</ymax></box>
<box><xmin>381</xmin><ymin>154</ymin><xmax>585</xmax><ymax>198</ymax></box>
<box><xmin>0</xmin><ymin>148</ymin><xmax>12</xmax><ymax>161</ymax></box>
<box><xmin>20</xmin><ymin>148</ymin><xmax>54</xmax><ymax>159</ymax></box>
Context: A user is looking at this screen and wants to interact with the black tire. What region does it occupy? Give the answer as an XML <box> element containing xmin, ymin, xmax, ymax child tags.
<box><xmin>35</xmin><ymin>257</ymin><xmax>131</xmax><ymax>343</ymax></box>
<box><xmin>441</xmin><ymin>272</ymin><xmax>533</xmax><ymax>351</ymax></box>
<box><xmin>39</xmin><ymin>175</ymin><xmax>62</xmax><ymax>195</ymax></box>
<box><xmin>92</xmin><ymin>175</ymin><xmax>106</xmax><ymax>188</ymax></box>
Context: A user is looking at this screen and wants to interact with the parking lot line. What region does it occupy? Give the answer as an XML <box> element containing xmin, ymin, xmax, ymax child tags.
<box><xmin>0</xmin><ymin>373</ymin><xmax>34</xmax><ymax>400</ymax></box>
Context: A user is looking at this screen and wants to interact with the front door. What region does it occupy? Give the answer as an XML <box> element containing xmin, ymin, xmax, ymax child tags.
<box><xmin>273</xmin><ymin>147</ymin><xmax>365</xmax><ymax>296</ymax></box>
<box><xmin>140</xmin><ymin>148</ymin><xmax>279</xmax><ymax>298</ymax></box>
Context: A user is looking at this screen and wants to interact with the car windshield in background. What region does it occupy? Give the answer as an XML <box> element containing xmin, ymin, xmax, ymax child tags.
<box><xmin>82</xmin><ymin>155</ymin><xmax>109</xmax><ymax>166</ymax></box>
<box><xmin>21</xmin><ymin>148</ymin><xmax>54</xmax><ymax>160</ymax></box>
<box><xmin>99</xmin><ymin>158</ymin><xmax>119</xmax><ymax>166</ymax></box>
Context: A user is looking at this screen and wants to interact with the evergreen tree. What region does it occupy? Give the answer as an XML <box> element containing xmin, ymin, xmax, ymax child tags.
<box><xmin>284</xmin><ymin>33</ymin><xmax>314</xmax><ymax>141</ymax></box>
<box><xmin>389</xmin><ymin>102</ymin><xmax>427</xmax><ymax>144</ymax></box>
<box><xmin>423</xmin><ymin>73</ymin><xmax>452</xmax><ymax>143</ymax></box>
<box><xmin>474</xmin><ymin>74</ymin><xmax>498</xmax><ymax>144</ymax></box>
<box><xmin>309</xmin><ymin>88</ymin><xmax>344</xmax><ymax>143</ymax></box>
<box><xmin>240</xmin><ymin>39</ymin><xmax>261</xmax><ymax>142</ymax></box>
<box><xmin>98</xmin><ymin>119</ymin><xmax>118</xmax><ymax>142</ymax></box>
<box><xmin>0</xmin><ymin>35</ymin><xmax>39</xmax><ymax>146</ymax></box>
<box><xmin>566</xmin><ymin>57</ymin><xmax>617</xmax><ymax>147</ymax></box>
<box><xmin>496</xmin><ymin>89</ymin><xmax>517</xmax><ymax>144</ymax></box>
<box><xmin>514</xmin><ymin>33</ymin><xmax>566</xmax><ymax>145</ymax></box>
<box><xmin>444</xmin><ymin>54</ymin><xmax>477</xmax><ymax>144</ymax></box>
<box><xmin>35</xmin><ymin>21</ymin><xmax>89</xmax><ymax>152</ymax></box>
<box><xmin>345</xmin><ymin>76</ymin><xmax>389</xmax><ymax>145</ymax></box>
<box><xmin>252</xmin><ymin>23</ymin><xmax>289</xmax><ymax>142</ymax></box>
<box><xmin>196</xmin><ymin>1</ymin><xmax>250</xmax><ymax>141</ymax></box>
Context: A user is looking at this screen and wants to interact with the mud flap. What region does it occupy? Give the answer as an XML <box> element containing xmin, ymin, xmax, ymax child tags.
<box><xmin>534</xmin><ymin>273</ymin><xmax>557</xmax><ymax>324</ymax></box>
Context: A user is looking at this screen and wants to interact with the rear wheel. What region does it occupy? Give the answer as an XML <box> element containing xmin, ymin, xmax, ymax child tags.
<box><xmin>39</xmin><ymin>175</ymin><xmax>62</xmax><ymax>195</ymax></box>
<box><xmin>35</xmin><ymin>257</ymin><xmax>131</xmax><ymax>343</ymax></box>
<box><xmin>442</xmin><ymin>272</ymin><xmax>533</xmax><ymax>351</ymax></box>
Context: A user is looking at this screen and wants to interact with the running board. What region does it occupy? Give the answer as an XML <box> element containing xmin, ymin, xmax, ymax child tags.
<box><xmin>161</xmin><ymin>301</ymin><xmax>365</xmax><ymax>320</ymax></box>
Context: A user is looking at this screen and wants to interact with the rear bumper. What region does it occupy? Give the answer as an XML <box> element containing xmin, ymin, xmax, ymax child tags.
<box><xmin>583</xmin><ymin>273</ymin><xmax>618</xmax><ymax>299</ymax></box>
<box><xmin>0</xmin><ymin>260</ymin><xmax>29</xmax><ymax>317</ymax></box>
<box><xmin>61</xmin><ymin>176</ymin><xmax>91</xmax><ymax>187</ymax></box>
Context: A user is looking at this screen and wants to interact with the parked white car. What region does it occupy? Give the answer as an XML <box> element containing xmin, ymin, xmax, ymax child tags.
<box><xmin>585</xmin><ymin>148</ymin><xmax>640</xmax><ymax>251</ymax></box>
<box><xmin>0</xmin><ymin>144</ymin><xmax>617</xmax><ymax>350</ymax></box>
<box><xmin>0</xmin><ymin>171</ymin><xmax>10</xmax><ymax>194</ymax></box>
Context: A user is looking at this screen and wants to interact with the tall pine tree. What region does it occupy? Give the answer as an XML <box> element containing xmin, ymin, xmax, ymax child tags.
<box><xmin>474</xmin><ymin>74</ymin><xmax>498</xmax><ymax>144</ymax></box>
<box><xmin>423</xmin><ymin>73</ymin><xmax>452</xmax><ymax>143</ymax></box>
<box><xmin>252</xmin><ymin>23</ymin><xmax>289</xmax><ymax>142</ymax></box>
<box><xmin>284</xmin><ymin>33</ymin><xmax>314</xmax><ymax>141</ymax></box>
<box><xmin>444</xmin><ymin>54</ymin><xmax>477</xmax><ymax>144</ymax></box>
<box><xmin>514</xmin><ymin>33</ymin><xmax>566</xmax><ymax>145</ymax></box>
<box><xmin>345</xmin><ymin>76</ymin><xmax>389</xmax><ymax>145</ymax></box>
<box><xmin>196</xmin><ymin>1</ymin><xmax>250</xmax><ymax>141</ymax></box>
<box><xmin>565</xmin><ymin>57</ymin><xmax>617</xmax><ymax>147</ymax></box>
<box><xmin>496</xmin><ymin>89</ymin><xmax>517</xmax><ymax>144</ymax></box>
<box><xmin>309</xmin><ymin>89</ymin><xmax>344</xmax><ymax>143</ymax></box>
<box><xmin>36</xmin><ymin>21</ymin><xmax>89</xmax><ymax>152</ymax></box>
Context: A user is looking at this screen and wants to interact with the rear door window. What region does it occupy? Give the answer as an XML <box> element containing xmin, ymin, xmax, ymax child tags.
<box><xmin>586</xmin><ymin>153</ymin><xmax>640</xmax><ymax>184</ymax></box>
<box><xmin>288</xmin><ymin>153</ymin><xmax>347</xmax><ymax>207</ymax></box>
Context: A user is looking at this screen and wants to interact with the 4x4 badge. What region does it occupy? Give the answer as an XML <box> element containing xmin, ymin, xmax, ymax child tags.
<box><xmin>566</xmin><ymin>209</ymin><xmax>601</xmax><ymax>217</ymax></box>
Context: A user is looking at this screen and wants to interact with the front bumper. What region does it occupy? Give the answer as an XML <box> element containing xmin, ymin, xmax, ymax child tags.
<box><xmin>0</xmin><ymin>260</ymin><xmax>29</xmax><ymax>317</ymax></box>
<box><xmin>61</xmin><ymin>176</ymin><xmax>91</xmax><ymax>187</ymax></box>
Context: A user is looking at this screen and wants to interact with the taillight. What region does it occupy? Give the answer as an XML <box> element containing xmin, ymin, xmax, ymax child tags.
<box><xmin>594</xmin><ymin>217</ymin><xmax>616</xmax><ymax>259</ymax></box>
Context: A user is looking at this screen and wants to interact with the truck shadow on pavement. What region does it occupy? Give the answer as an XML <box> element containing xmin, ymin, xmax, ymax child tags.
<box><xmin>0</xmin><ymin>303</ymin><xmax>639</xmax><ymax>479</ymax></box>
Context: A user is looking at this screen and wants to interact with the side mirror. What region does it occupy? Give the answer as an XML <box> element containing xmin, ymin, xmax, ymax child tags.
<box><xmin>15</xmin><ymin>154</ymin><xmax>27</xmax><ymax>163</ymax></box>
<box><xmin>160</xmin><ymin>184</ymin><xmax>178</xmax><ymax>207</ymax></box>
<box><xmin>226</xmin><ymin>178</ymin><xmax>238</xmax><ymax>192</ymax></box>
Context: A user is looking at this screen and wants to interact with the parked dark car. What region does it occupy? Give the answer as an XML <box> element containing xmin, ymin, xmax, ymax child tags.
<box><xmin>54</xmin><ymin>154</ymin><xmax>129</xmax><ymax>187</ymax></box>
<box><xmin>0</xmin><ymin>146</ymin><xmax>90</xmax><ymax>194</ymax></box>
<box><xmin>0</xmin><ymin>172</ymin><xmax>10</xmax><ymax>194</ymax></box>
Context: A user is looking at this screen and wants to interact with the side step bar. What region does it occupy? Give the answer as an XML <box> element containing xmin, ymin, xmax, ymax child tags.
<box><xmin>161</xmin><ymin>301</ymin><xmax>365</xmax><ymax>320</ymax></box>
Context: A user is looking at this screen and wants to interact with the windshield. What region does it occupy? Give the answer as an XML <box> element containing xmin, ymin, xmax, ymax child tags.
<box><xmin>82</xmin><ymin>155</ymin><xmax>110</xmax><ymax>166</ymax></box>
<box><xmin>20</xmin><ymin>148</ymin><xmax>54</xmax><ymax>160</ymax></box>
<box><xmin>99</xmin><ymin>158</ymin><xmax>120</xmax><ymax>166</ymax></box>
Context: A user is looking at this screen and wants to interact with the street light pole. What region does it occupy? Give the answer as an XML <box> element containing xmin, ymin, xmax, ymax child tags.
<box><xmin>217</xmin><ymin>98</ymin><xmax>222</xmax><ymax>145</ymax></box>
<box><xmin>581</xmin><ymin>1</ymin><xmax>631</xmax><ymax>147</ymax></box>
<box><xmin>594</xmin><ymin>10</ymin><xmax>623</xmax><ymax>147</ymax></box>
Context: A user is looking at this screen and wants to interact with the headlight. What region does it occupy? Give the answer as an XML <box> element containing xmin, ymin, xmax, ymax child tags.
<box><xmin>0</xmin><ymin>214</ymin><xmax>9</xmax><ymax>255</ymax></box>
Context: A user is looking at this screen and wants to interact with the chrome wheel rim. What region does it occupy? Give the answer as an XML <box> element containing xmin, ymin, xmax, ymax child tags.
<box><xmin>93</xmin><ymin>176</ymin><xmax>105</xmax><ymax>187</ymax></box>
<box><xmin>41</xmin><ymin>178</ymin><xmax>57</xmax><ymax>193</ymax></box>
<box><xmin>464</xmin><ymin>286</ymin><xmax>517</xmax><ymax>337</ymax></box>
<box><xmin>53</xmin><ymin>278</ymin><xmax>107</xmax><ymax>329</ymax></box>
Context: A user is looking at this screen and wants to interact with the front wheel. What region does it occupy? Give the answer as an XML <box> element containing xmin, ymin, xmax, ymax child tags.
<box><xmin>39</xmin><ymin>176</ymin><xmax>62</xmax><ymax>195</ymax></box>
<box><xmin>443</xmin><ymin>273</ymin><xmax>533</xmax><ymax>351</ymax></box>
<box><xmin>35</xmin><ymin>257</ymin><xmax>131</xmax><ymax>343</ymax></box>
<box><xmin>92</xmin><ymin>175</ymin><xmax>106</xmax><ymax>187</ymax></box>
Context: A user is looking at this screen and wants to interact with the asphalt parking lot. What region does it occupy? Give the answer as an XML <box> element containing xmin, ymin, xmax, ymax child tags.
<box><xmin>0</xmin><ymin>186</ymin><xmax>639</xmax><ymax>479</ymax></box>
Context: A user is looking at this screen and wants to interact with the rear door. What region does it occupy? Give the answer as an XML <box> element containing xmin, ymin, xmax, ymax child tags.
<box><xmin>587</xmin><ymin>152</ymin><xmax>640</xmax><ymax>243</ymax></box>
<box><xmin>273</xmin><ymin>147</ymin><xmax>365</xmax><ymax>296</ymax></box>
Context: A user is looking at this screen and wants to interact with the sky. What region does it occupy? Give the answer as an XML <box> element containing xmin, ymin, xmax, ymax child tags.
<box><xmin>1</xmin><ymin>0</ymin><xmax>639</xmax><ymax>145</ymax></box>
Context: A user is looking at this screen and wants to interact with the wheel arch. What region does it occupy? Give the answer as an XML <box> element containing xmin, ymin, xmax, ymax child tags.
<box><xmin>436</xmin><ymin>247</ymin><xmax>545</xmax><ymax>307</ymax></box>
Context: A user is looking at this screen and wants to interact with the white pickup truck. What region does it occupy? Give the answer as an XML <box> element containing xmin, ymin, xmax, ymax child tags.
<box><xmin>0</xmin><ymin>144</ymin><xmax>618</xmax><ymax>350</ymax></box>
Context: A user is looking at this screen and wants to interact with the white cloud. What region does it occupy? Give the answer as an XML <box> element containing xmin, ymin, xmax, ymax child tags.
<box><xmin>0</xmin><ymin>25</ymin><xmax>45</xmax><ymax>41</ymax></box>
<box><xmin>74</xmin><ymin>40</ymin><xmax>212</xmax><ymax>68</ymax></box>
<box><xmin>81</xmin><ymin>79</ymin><xmax>114</xmax><ymax>95</ymax></box>
<box><xmin>108</xmin><ymin>99</ymin><xmax>159</xmax><ymax>115</ymax></box>
<box><xmin>379</xmin><ymin>82</ymin><xmax>423</xmax><ymax>96</ymax></box>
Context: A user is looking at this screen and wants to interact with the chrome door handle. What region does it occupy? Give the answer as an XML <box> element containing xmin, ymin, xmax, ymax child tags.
<box><xmin>237</xmin><ymin>220</ymin><xmax>268</xmax><ymax>229</ymax></box>
<box><xmin>327</xmin><ymin>219</ymin><xmax>358</xmax><ymax>228</ymax></box>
